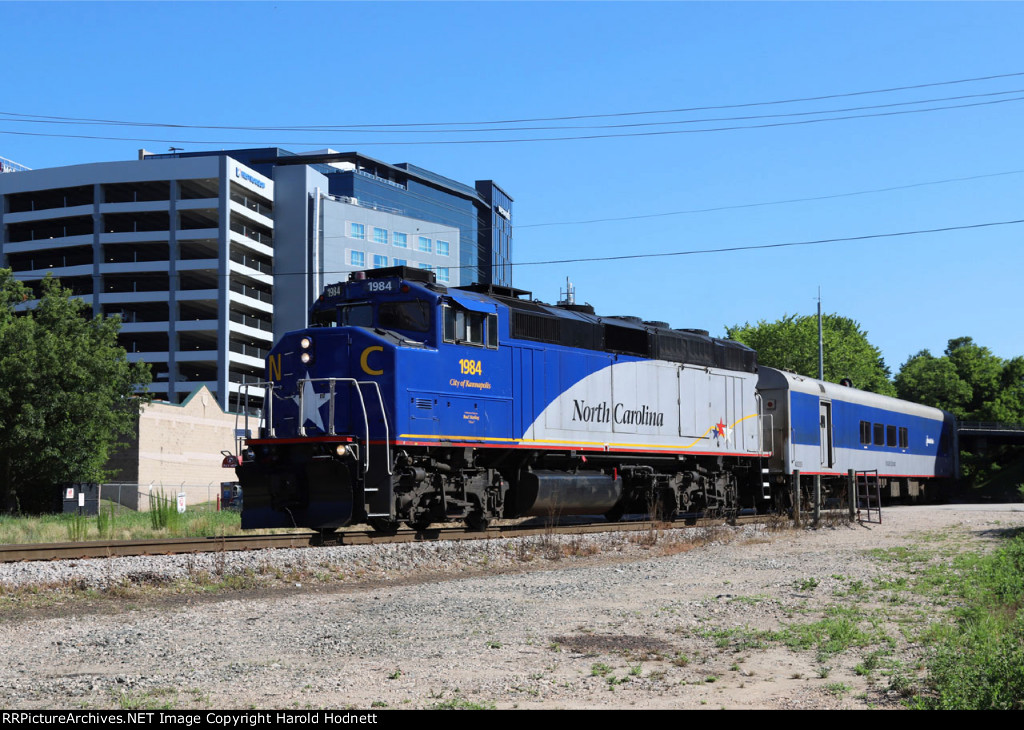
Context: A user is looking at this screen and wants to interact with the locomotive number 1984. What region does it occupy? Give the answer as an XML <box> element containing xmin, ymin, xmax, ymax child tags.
<box><xmin>459</xmin><ymin>359</ymin><xmax>482</xmax><ymax>376</ymax></box>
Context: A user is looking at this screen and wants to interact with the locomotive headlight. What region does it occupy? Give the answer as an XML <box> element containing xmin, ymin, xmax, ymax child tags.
<box><xmin>299</xmin><ymin>336</ymin><xmax>314</xmax><ymax>365</ymax></box>
<box><xmin>335</xmin><ymin>444</ymin><xmax>348</xmax><ymax>457</ymax></box>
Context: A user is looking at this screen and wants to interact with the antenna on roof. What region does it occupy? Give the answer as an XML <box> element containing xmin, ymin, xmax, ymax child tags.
<box><xmin>558</xmin><ymin>277</ymin><xmax>576</xmax><ymax>306</ymax></box>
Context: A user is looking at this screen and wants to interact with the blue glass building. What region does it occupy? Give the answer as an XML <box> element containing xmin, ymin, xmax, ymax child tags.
<box><xmin>158</xmin><ymin>148</ymin><xmax>513</xmax><ymax>288</ymax></box>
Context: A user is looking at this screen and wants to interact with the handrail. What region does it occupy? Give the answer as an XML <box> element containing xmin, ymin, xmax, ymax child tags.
<box><xmin>297</xmin><ymin>377</ymin><xmax>392</xmax><ymax>476</ymax></box>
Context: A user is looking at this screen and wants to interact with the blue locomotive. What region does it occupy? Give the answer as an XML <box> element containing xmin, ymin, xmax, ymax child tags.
<box><xmin>236</xmin><ymin>266</ymin><xmax>956</xmax><ymax>530</ymax></box>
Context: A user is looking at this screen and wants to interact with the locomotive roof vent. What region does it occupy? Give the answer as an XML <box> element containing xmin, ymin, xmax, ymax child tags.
<box><xmin>611</xmin><ymin>315</ymin><xmax>643</xmax><ymax>323</ymax></box>
<box><xmin>644</xmin><ymin>320</ymin><xmax>671</xmax><ymax>329</ymax></box>
<box><xmin>555</xmin><ymin>302</ymin><xmax>596</xmax><ymax>315</ymax></box>
<box><xmin>358</xmin><ymin>265</ymin><xmax>435</xmax><ymax>285</ymax></box>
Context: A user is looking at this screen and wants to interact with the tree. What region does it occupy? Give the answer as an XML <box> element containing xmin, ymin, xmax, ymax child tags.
<box><xmin>895</xmin><ymin>337</ymin><xmax>1024</xmax><ymax>422</ymax></box>
<box><xmin>896</xmin><ymin>338</ymin><xmax>1024</xmax><ymax>492</ymax></box>
<box><xmin>726</xmin><ymin>313</ymin><xmax>895</xmax><ymax>395</ymax></box>
<box><xmin>0</xmin><ymin>271</ymin><xmax>151</xmax><ymax>512</ymax></box>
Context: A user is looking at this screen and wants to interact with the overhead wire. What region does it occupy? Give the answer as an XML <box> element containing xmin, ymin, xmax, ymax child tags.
<box><xmin>1</xmin><ymin>70</ymin><xmax>1022</xmax><ymax>130</ymax></box>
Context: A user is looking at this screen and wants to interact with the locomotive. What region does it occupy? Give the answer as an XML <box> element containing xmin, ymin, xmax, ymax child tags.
<box><xmin>235</xmin><ymin>266</ymin><xmax>956</xmax><ymax>531</ymax></box>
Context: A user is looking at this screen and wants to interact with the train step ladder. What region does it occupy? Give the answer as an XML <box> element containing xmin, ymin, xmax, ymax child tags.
<box><xmin>855</xmin><ymin>470</ymin><xmax>882</xmax><ymax>524</ymax></box>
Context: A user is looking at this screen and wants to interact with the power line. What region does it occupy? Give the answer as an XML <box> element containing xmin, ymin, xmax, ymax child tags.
<box><xmin>514</xmin><ymin>169</ymin><xmax>1024</xmax><ymax>229</ymax></box>
<box><xmin>282</xmin><ymin>216</ymin><xmax>1024</xmax><ymax>276</ymax></box>
<box><xmin>2</xmin><ymin>70</ymin><xmax>1022</xmax><ymax>129</ymax></box>
<box><xmin>317</xmin><ymin>167</ymin><xmax>1024</xmax><ymax>239</ymax></box>
<box><xmin>3</xmin><ymin>87</ymin><xmax>1023</xmax><ymax>135</ymax></box>
<box><xmin>511</xmin><ymin>218</ymin><xmax>1024</xmax><ymax>267</ymax></box>
<box><xmin>1</xmin><ymin>95</ymin><xmax>1022</xmax><ymax>147</ymax></box>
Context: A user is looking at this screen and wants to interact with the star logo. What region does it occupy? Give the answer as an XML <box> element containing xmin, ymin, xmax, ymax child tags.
<box><xmin>292</xmin><ymin>378</ymin><xmax>330</xmax><ymax>431</ymax></box>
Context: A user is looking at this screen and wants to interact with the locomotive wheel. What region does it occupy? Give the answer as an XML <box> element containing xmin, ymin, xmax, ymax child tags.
<box><xmin>369</xmin><ymin>518</ymin><xmax>399</xmax><ymax>534</ymax></box>
<box><xmin>406</xmin><ymin>520</ymin><xmax>433</xmax><ymax>532</ymax></box>
<box><xmin>465</xmin><ymin>513</ymin><xmax>490</xmax><ymax>531</ymax></box>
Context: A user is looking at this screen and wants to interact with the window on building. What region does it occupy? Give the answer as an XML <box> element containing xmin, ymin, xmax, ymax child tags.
<box><xmin>373</xmin><ymin>227</ymin><xmax>388</xmax><ymax>245</ymax></box>
<box><xmin>350</xmin><ymin>223</ymin><xmax>365</xmax><ymax>240</ymax></box>
<box><xmin>418</xmin><ymin>236</ymin><xmax>432</xmax><ymax>253</ymax></box>
<box><xmin>393</xmin><ymin>258</ymin><xmax>407</xmax><ymax>267</ymax></box>
<box><xmin>373</xmin><ymin>254</ymin><xmax>388</xmax><ymax>269</ymax></box>
<box><xmin>418</xmin><ymin>263</ymin><xmax>432</xmax><ymax>271</ymax></box>
<box><xmin>437</xmin><ymin>240</ymin><xmax>450</xmax><ymax>257</ymax></box>
<box><xmin>350</xmin><ymin>250</ymin><xmax>365</xmax><ymax>267</ymax></box>
<box><xmin>437</xmin><ymin>267</ymin><xmax>450</xmax><ymax>283</ymax></box>
<box><xmin>393</xmin><ymin>232</ymin><xmax>407</xmax><ymax>248</ymax></box>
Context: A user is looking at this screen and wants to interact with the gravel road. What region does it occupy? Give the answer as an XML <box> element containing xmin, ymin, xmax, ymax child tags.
<box><xmin>2</xmin><ymin>504</ymin><xmax>1022</xmax><ymax>710</ymax></box>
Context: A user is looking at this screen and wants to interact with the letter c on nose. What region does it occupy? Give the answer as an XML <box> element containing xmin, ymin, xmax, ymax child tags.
<box><xmin>360</xmin><ymin>346</ymin><xmax>384</xmax><ymax>375</ymax></box>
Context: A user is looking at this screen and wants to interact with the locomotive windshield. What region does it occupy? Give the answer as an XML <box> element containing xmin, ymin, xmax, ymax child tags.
<box><xmin>379</xmin><ymin>301</ymin><xmax>431</xmax><ymax>333</ymax></box>
<box><xmin>337</xmin><ymin>303</ymin><xmax>373</xmax><ymax>327</ymax></box>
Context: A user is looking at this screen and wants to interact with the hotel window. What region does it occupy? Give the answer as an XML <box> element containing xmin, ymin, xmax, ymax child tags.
<box><xmin>393</xmin><ymin>258</ymin><xmax>407</xmax><ymax>266</ymax></box>
<box><xmin>437</xmin><ymin>240</ymin><xmax>450</xmax><ymax>257</ymax></box>
<box><xmin>373</xmin><ymin>254</ymin><xmax>388</xmax><ymax>269</ymax></box>
<box><xmin>349</xmin><ymin>223</ymin><xmax>365</xmax><ymax>240</ymax></box>
<box><xmin>437</xmin><ymin>267</ymin><xmax>450</xmax><ymax>283</ymax></box>
<box><xmin>350</xmin><ymin>250</ymin><xmax>365</xmax><ymax>267</ymax></box>
<box><xmin>393</xmin><ymin>232</ymin><xmax>407</xmax><ymax>248</ymax></box>
<box><xmin>418</xmin><ymin>263</ymin><xmax>433</xmax><ymax>271</ymax></box>
<box><xmin>373</xmin><ymin>227</ymin><xmax>388</xmax><ymax>245</ymax></box>
<box><xmin>418</xmin><ymin>236</ymin><xmax>432</xmax><ymax>253</ymax></box>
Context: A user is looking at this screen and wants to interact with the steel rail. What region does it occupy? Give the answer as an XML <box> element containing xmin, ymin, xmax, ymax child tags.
<box><xmin>0</xmin><ymin>513</ymin><xmax>768</xmax><ymax>564</ymax></box>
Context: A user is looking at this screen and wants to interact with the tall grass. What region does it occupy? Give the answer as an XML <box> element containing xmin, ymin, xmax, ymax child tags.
<box><xmin>148</xmin><ymin>490</ymin><xmax>181</xmax><ymax>532</ymax></box>
<box><xmin>912</xmin><ymin>532</ymin><xmax>1024</xmax><ymax>709</ymax></box>
<box><xmin>0</xmin><ymin>500</ymin><xmax>247</xmax><ymax>544</ymax></box>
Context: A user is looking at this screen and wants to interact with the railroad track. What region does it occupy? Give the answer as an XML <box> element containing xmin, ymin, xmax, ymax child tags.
<box><xmin>0</xmin><ymin>513</ymin><xmax>769</xmax><ymax>563</ymax></box>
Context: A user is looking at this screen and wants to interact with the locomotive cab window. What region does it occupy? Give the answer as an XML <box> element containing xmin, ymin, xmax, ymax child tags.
<box><xmin>443</xmin><ymin>305</ymin><xmax>498</xmax><ymax>349</ymax></box>
<box><xmin>337</xmin><ymin>302</ymin><xmax>373</xmax><ymax>327</ymax></box>
<box><xmin>379</xmin><ymin>300</ymin><xmax>431</xmax><ymax>334</ymax></box>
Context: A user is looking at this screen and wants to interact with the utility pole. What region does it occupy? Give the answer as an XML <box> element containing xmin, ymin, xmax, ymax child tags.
<box><xmin>817</xmin><ymin>287</ymin><xmax>824</xmax><ymax>380</ymax></box>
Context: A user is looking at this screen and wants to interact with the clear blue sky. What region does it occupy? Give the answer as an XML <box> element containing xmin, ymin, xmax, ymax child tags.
<box><xmin>3</xmin><ymin>1</ymin><xmax>1022</xmax><ymax>374</ymax></box>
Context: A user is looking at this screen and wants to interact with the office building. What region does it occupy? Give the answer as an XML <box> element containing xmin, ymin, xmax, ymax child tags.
<box><xmin>0</xmin><ymin>148</ymin><xmax>513</xmax><ymax>413</ymax></box>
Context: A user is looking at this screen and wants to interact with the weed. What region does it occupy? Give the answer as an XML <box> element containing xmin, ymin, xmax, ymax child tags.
<box><xmin>66</xmin><ymin>511</ymin><xmax>88</xmax><ymax>542</ymax></box>
<box><xmin>590</xmin><ymin>663</ymin><xmax>612</xmax><ymax>677</ymax></box>
<box><xmin>794</xmin><ymin>577</ymin><xmax>819</xmax><ymax>592</ymax></box>
<box><xmin>824</xmin><ymin>682</ymin><xmax>850</xmax><ymax>697</ymax></box>
<box><xmin>431</xmin><ymin>698</ymin><xmax>496</xmax><ymax>710</ymax></box>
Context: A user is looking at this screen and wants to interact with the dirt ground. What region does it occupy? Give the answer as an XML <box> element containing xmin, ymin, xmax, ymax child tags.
<box><xmin>1</xmin><ymin>504</ymin><xmax>1022</xmax><ymax>710</ymax></box>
